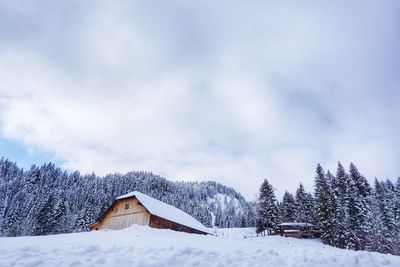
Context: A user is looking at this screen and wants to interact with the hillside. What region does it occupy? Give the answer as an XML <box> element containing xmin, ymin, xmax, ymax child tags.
<box><xmin>0</xmin><ymin>158</ymin><xmax>255</xmax><ymax>236</ymax></box>
<box><xmin>1</xmin><ymin>226</ymin><xmax>399</xmax><ymax>267</ymax></box>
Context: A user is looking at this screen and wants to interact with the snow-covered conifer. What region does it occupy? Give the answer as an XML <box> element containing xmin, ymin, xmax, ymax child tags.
<box><xmin>279</xmin><ymin>191</ymin><xmax>296</xmax><ymax>223</ymax></box>
<box><xmin>314</xmin><ymin>165</ymin><xmax>336</xmax><ymax>246</ymax></box>
<box><xmin>256</xmin><ymin>179</ymin><xmax>279</xmax><ymax>235</ymax></box>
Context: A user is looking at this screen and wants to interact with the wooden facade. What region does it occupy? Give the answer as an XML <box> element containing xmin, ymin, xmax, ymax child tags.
<box><xmin>89</xmin><ymin>195</ymin><xmax>210</xmax><ymax>235</ymax></box>
<box><xmin>89</xmin><ymin>197</ymin><xmax>150</xmax><ymax>231</ymax></box>
<box><xmin>276</xmin><ymin>223</ymin><xmax>320</xmax><ymax>239</ymax></box>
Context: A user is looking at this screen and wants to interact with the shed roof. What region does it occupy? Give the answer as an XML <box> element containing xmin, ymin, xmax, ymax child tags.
<box><xmin>279</xmin><ymin>222</ymin><xmax>317</xmax><ymax>227</ymax></box>
<box><xmin>116</xmin><ymin>191</ymin><xmax>212</xmax><ymax>234</ymax></box>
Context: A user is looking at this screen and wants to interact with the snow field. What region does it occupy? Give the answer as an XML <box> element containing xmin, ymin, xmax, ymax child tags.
<box><xmin>0</xmin><ymin>226</ymin><xmax>399</xmax><ymax>267</ymax></box>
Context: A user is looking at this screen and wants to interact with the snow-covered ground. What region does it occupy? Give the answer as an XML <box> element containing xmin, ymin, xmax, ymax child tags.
<box><xmin>0</xmin><ymin>226</ymin><xmax>399</xmax><ymax>267</ymax></box>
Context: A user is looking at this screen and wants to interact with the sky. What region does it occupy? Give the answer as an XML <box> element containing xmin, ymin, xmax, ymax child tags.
<box><xmin>0</xmin><ymin>0</ymin><xmax>399</xmax><ymax>200</ymax></box>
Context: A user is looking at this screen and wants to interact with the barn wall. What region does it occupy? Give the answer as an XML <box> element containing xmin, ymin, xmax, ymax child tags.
<box><xmin>149</xmin><ymin>214</ymin><xmax>207</xmax><ymax>235</ymax></box>
<box><xmin>92</xmin><ymin>197</ymin><xmax>150</xmax><ymax>230</ymax></box>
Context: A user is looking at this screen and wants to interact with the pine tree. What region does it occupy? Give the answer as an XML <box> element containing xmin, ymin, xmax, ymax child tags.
<box><xmin>395</xmin><ymin>178</ymin><xmax>400</xmax><ymax>224</ymax></box>
<box><xmin>1</xmin><ymin>191</ymin><xmax>27</xmax><ymax>236</ymax></box>
<box><xmin>372</xmin><ymin>180</ymin><xmax>397</xmax><ymax>254</ymax></box>
<box><xmin>347</xmin><ymin>163</ymin><xmax>372</xmax><ymax>250</ymax></box>
<box><xmin>32</xmin><ymin>195</ymin><xmax>55</xmax><ymax>236</ymax></box>
<box><xmin>76</xmin><ymin>206</ymin><xmax>93</xmax><ymax>232</ymax></box>
<box><xmin>394</xmin><ymin>178</ymin><xmax>400</xmax><ymax>254</ymax></box>
<box><xmin>256</xmin><ymin>179</ymin><xmax>279</xmax><ymax>235</ymax></box>
<box><xmin>306</xmin><ymin>192</ymin><xmax>316</xmax><ymax>224</ymax></box>
<box><xmin>331</xmin><ymin>162</ymin><xmax>351</xmax><ymax>248</ymax></box>
<box><xmin>314</xmin><ymin>165</ymin><xmax>336</xmax><ymax>246</ymax></box>
<box><xmin>51</xmin><ymin>193</ymin><xmax>68</xmax><ymax>234</ymax></box>
<box><xmin>294</xmin><ymin>183</ymin><xmax>314</xmax><ymax>223</ymax></box>
<box><xmin>279</xmin><ymin>191</ymin><xmax>296</xmax><ymax>223</ymax></box>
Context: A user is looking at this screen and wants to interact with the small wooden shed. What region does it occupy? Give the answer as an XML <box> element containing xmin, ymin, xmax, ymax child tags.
<box><xmin>89</xmin><ymin>191</ymin><xmax>211</xmax><ymax>235</ymax></box>
<box><xmin>277</xmin><ymin>222</ymin><xmax>320</xmax><ymax>239</ymax></box>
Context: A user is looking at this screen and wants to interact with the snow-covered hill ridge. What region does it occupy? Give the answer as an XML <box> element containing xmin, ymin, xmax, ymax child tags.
<box><xmin>206</xmin><ymin>192</ymin><xmax>251</xmax><ymax>227</ymax></box>
<box><xmin>0</xmin><ymin>226</ymin><xmax>399</xmax><ymax>267</ymax></box>
<box><xmin>0</xmin><ymin>158</ymin><xmax>256</xmax><ymax>235</ymax></box>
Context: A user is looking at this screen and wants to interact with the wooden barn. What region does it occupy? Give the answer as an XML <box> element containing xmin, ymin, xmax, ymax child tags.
<box><xmin>89</xmin><ymin>191</ymin><xmax>211</xmax><ymax>235</ymax></box>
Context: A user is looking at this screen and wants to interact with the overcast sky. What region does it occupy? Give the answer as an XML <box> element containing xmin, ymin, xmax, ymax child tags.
<box><xmin>0</xmin><ymin>0</ymin><xmax>399</xmax><ymax>200</ymax></box>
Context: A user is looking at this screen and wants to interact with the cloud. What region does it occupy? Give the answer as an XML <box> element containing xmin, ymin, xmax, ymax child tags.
<box><xmin>0</xmin><ymin>0</ymin><xmax>399</xmax><ymax>199</ymax></box>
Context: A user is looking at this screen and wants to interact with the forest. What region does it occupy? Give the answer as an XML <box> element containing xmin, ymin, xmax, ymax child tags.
<box><xmin>256</xmin><ymin>162</ymin><xmax>400</xmax><ymax>255</ymax></box>
<box><xmin>0</xmin><ymin>157</ymin><xmax>254</xmax><ymax>237</ymax></box>
<box><xmin>0</xmin><ymin>157</ymin><xmax>399</xmax><ymax>256</ymax></box>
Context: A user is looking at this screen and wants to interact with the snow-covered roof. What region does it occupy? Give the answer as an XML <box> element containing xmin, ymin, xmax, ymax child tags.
<box><xmin>279</xmin><ymin>222</ymin><xmax>316</xmax><ymax>227</ymax></box>
<box><xmin>116</xmin><ymin>191</ymin><xmax>212</xmax><ymax>234</ymax></box>
<box><xmin>283</xmin><ymin>229</ymin><xmax>301</xmax><ymax>233</ymax></box>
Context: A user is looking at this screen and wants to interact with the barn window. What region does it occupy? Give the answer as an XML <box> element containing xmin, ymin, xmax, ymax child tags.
<box><xmin>125</xmin><ymin>204</ymin><xmax>130</xmax><ymax>210</ymax></box>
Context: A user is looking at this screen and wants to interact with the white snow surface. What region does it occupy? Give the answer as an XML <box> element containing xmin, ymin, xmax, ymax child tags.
<box><xmin>116</xmin><ymin>191</ymin><xmax>211</xmax><ymax>234</ymax></box>
<box><xmin>1</xmin><ymin>226</ymin><xmax>399</xmax><ymax>267</ymax></box>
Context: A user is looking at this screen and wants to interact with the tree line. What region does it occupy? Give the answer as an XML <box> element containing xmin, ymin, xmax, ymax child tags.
<box><xmin>256</xmin><ymin>162</ymin><xmax>400</xmax><ymax>255</ymax></box>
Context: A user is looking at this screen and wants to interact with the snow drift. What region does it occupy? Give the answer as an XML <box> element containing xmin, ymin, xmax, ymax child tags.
<box><xmin>0</xmin><ymin>226</ymin><xmax>399</xmax><ymax>267</ymax></box>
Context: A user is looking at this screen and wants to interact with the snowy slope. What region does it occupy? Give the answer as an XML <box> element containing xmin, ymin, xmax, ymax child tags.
<box><xmin>207</xmin><ymin>193</ymin><xmax>241</xmax><ymax>211</ymax></box>
<box><xmin>0</xmin><ymin>226</ymin><xmax>399</xmax><ymax>267</ymax></box>
<box><xmin>206</xmin><ymin>192</ymin><xmax>253</xmax><ymax>227</ymax></box>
